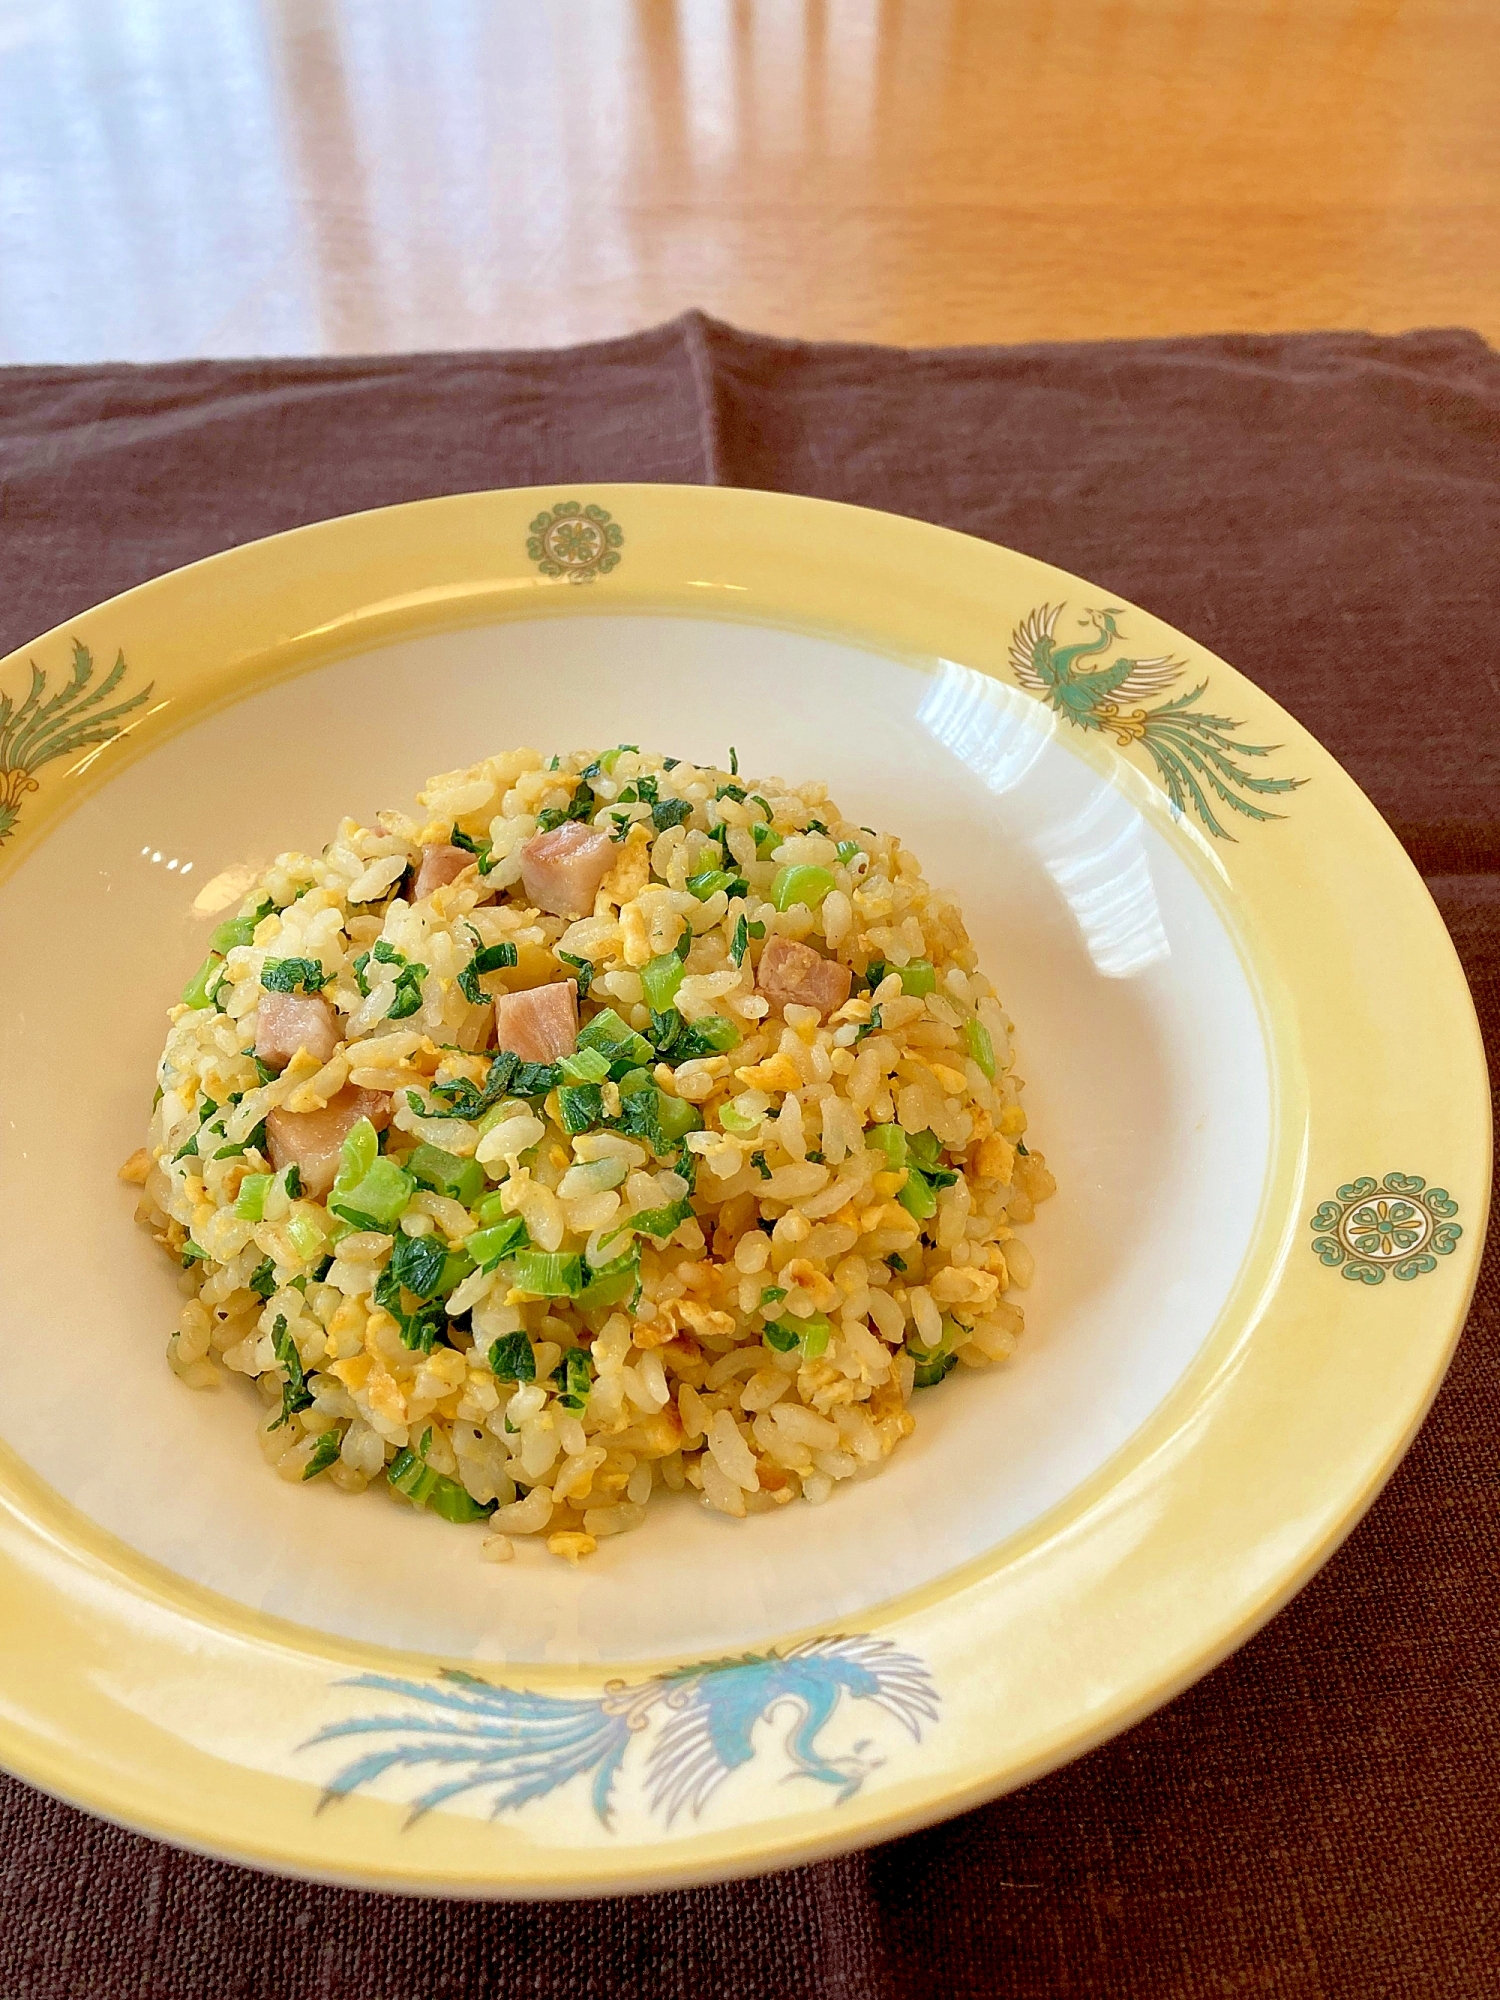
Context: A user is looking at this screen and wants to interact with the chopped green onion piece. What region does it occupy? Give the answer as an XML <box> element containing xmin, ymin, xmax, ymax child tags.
<box><xmin>235</xmin><ymin>1173</ymin><xmax>272</xmax><ymax>1220</ymax></box>
<box><xmin>337</xmin><ymin>1118</ymin><xmax>379</xmax><ymax>1186</ymax></box>
<box><xmin>302</xmin><ymin>1429</ymin><xmax>342</xmax><ymax>1480</ymax></box>
<box><xmin>654</xmin><ymin>1092</ymin><xmax>703</xmax><ymax>1144</ymax></box>
<box><xmin>896</xmin><ymin>1169</ymin><xmax>938</xmax><ymax>1221</ymax></box>
<box><xmin>406</xmin><ymin>1144</ymin><xmax>484</xmax><ymax>1208</ymax></box>
<box><xmin>899</xmin><ymin>959</ymin><xmax>936</xmax><ymax>995</ymax></box>
<box><xmin>751</xmin><ymin>820</ymin><xmax>779</xmax><ymax>853</ymax></box>
<box><xmin>576</xmin><ymin>1245</ymin><xmax>641</xmax><ymax>1312</ymax></box>
<box><xmin>181</xmin><ymin>954</ymin><xmax>223</xmax><ymax>1009</ymax></box>
<box><xmin>719</xmin><ymin>1103</ymin><xmax>759</xmax><ymax>1136</ymax></box>
<box><xmin>180</xmin><ymin>1240</ymin><xmax>208</xmax><ymax>1265</ymax></box>
<box><xmin>576</xmin><ymin>1007</ymin><xmax>656</xmax><ymax>1067</ymax></box>
<box><xmin>330</xmin><ymin>1157</ymin><xmax>415</xmax><ymax>1230</ymax></box>
<box><xmin>672</xmin><ymin>1014</ymin><xmax>740</xmax><ymax>1060</ymax></box>
<box><xmin>488</xmin><ymin>1330</ymin><xmax>536</xmax><ymax>1380</ymax></box>
<box><xmin>909</xmin><ymin>1343</ymin><xmax>957</xmax><ymax>1388</ymax></box>
<box><xmin>764</xmin><ymin>1312</ymin><xmax>831</xmax><ymax>1358</ymax></box>
<box><xmin>835</xmin><ymin>840</ymin><xmax>861</xmax><ymax>865</ymax></box>
<box><xmin>685</xmin><ymin>868</ymin><xmax>745</xmax><ymax>901</ymax></box>
<box><xmin>471</xmin><ymin>1189</ymin><xmax>514</xmax><ymax>1228</ymax></box>
<box><xmin>760</xmin><ymin>1286</ymin><xmax>787</xmax><ymax>1306</ymax></box>
<box><xmin>210</xmin><ymin>900</ymin><xmax>271</xmax><ymax>954</ymax></box>
<box><xmin>285</xmin><ymin>1212</ymin><xmax>327</xmax><ymax>1263</ymax></box>
<box><xmin>386</xmin><ymin>1448</ymin><xmax>494</xmax><ymax>1522</ymax></box>
<box><xmin>389</xmin><ymin>1230</ymin><xmax>449</xmax><ymax>1299</ymax></box>
<box><xmin>965</xmin><ymin>1018</ymin><xmax>996</xmax><ymax>1078</ymax></box>
<box><xmin>865</xmin><ymin>1124</ymin><xmax>908</xmax><ymax>1171</ymax></box>
<box><xmin>641</xmin><ymin>953</ymin><xmax>687</xmax><ymax>1012</ymax></box>
<box><xmin>770</xmin><ymin>865</ymin><xmax>836</xmax><ymax>912</ymax></box>
<box><xmin>558</xmin><ymin>1045</ymin><xmax>612</xmax><ymax>1084</ymax></box>
<box><xmin>467</xmin><ymin>1215</ymin><xmax>530</xmax><ymax>1270</ymax></box>
<box><xmin>508</xmin><ymin>1249</ymin><xmax>586</xmax><ymax>1297</ymax></box>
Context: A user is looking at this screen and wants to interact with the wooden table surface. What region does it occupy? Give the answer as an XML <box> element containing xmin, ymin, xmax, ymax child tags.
<box><xmin>1</xmin><ymin>0</ymin><xmax>1495</xmax><ymax>364</ymax></box>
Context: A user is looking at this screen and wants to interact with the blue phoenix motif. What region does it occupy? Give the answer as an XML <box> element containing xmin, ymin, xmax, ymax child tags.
<box><xmin>303</xmin><ymin>1635</ymin><xmax>939</xmax><ymax>1830</ymax></box>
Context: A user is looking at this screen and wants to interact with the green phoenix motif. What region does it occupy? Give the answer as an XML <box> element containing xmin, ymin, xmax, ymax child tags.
<box><xmin>1008</xmin><ymin>604</ymin><xmax>1304</xmax><ymax>838</ymax></box>
<box><xmin>0</xmin><ymin>640</ymin><xmax>153</xmax><ymax>846</ymax></box>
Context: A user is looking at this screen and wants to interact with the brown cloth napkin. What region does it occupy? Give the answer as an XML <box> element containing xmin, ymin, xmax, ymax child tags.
<box><xmin>1</xmin><ymin>313</ymin><xmax>1497</xmax><ymax>1998</ymax></box>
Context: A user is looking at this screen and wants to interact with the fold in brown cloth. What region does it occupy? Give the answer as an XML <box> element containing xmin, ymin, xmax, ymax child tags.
<box><xmin>1</xmin><ymin>314</ymin><xmax>1497</xmax><ymax>1998</ymax></box>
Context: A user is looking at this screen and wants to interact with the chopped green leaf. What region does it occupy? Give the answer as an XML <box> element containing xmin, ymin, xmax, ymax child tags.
<box><xmin>557</xmin><ymin>950</ymin><xmax>595</xmax><ymax>997</ymax></box>
<box><xmin>551</xmin><ymin>1346</ymin><xmax>596</xmax><ymax>1412</ymax></box>
<box><xmin>511</xmin><ymin>1059</ymin><xmax>562</xmax><ymax>1097</ymax></box>
<box><xmin>457</xmin><ymin>940</ymin><xmax>518</xmax><ymax>1005</ymax></box>
<box><xmin>418</xmin><ymin>1050</ymin><xmax>521</xmax><ymax>1121</ymax></box>
<box><xmin>716</xmin><ymin>783</ymin><xmax>747</xmax><ymax>804</ymax></box>
<box><xmin>248</xmin><ymin>1256</ymin><xmax>277</xmax><ymax>1298</ymax></box>
<box><xmin>535</xmin><ymin>780</ymin><xmax>597</xmax><ymax>834</ymax></box>
<box><xmin>260</xmin><ymin>957</ymin><xmax>329</xmax><ymax>995</ymax></box>
<box><xmin>762</xmin><ymin>1320</ymin><xmax>799</xmax><ymax>1353</ymax></box>
<box><xmin>557</xmin><ymin>1082</ymin><xmax>605</xmax><ymax>1134</ymax></box>
<box><xmin>615</xmin><ymin>1197</ymin><xmax>694</xmax><ymax>1243</ymax></box>
<box><xmin>729</xmin><ymin>746</ymin><xmax>739</xmax><ymax>776</ymax></box>
<box><xmin>854</xmin><ymin>1004</ymin><xmax>883</xmax><ymax>1044</ymax></box>
<box><xmin>760</xmin><ymin>1286</ymin><xmax>787</xmax><ymax>1307</ymax></box>
<box><xmin>1016</xmin><ymin>1138</ymin><xmax>1030</xmax><ymax>1156</ymax></box>
<box><xmin>270</xmin><ymin>1315</ymin><xmax>314</xmax><ymax>1429</ymax></box>
<box><xmin>488</xmin><ymin>1330</ymin><xmax>536</xmax><ymax>1380</ymax></box>
<box><xmin>888</xmin><ymin>1253</ymin><xmax>907</xmax><ymax>1274</ymax></box>
<box><xmin>389</xmin><ymin>1230</ymin><xmax>449</xmax><ymax>1300</ymax></box>
<box><xmin>751</xmin><ymin>1151</ymin><xmax>771</xmax><ymax>1180</ymax></box>
<box><xmin>303</xmin><ymin>1429</ymin><xmax>342</xmax><ymax>1480</ymax></box>
<box><xmin>764</xmin><ymin>1312</ymin><xmax>830</xmax><ymax>1359</ymax></box>
<box><xmin>651</xmin><ymin>798</ymin><xmax>694</xmax><ymax>831</ymax></box>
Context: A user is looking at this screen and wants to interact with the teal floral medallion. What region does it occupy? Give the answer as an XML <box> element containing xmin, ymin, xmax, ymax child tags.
<box><xmin>526</xmin><ymin>501</ymin><xmax>623</xmax><ymax>584</ymax></box>
<box><xmin>1310</xmin><ymin>1174</ymin><xmax>1461</xmax><ymax>1285</ymax></box>
<box><xmin>0</xmin><ymin>641</ymin><xmax>153</xmax><ymax>847</ymax></box>
<box><xmin>303</xmin><ymin>1635</ymin><xmax>938</xmax><ymax>1831</ymax></box>
<box><xmin>1009</xmin><ymin>604</ymin><xmax>1304</xmax><ymax>838</ymax></box>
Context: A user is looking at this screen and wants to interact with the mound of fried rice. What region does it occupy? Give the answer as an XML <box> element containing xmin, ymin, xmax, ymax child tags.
<box><xmin>125</xmin><ymin>747</ymin><xmax>1054</xmax><ymax>1562</ymax></box>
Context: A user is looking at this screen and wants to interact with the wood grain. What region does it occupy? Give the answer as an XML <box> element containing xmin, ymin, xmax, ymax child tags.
<box><xmin>1</xmin><ymin>0</ymin><xmax>1494</xmax><ymax>363</ymax></box>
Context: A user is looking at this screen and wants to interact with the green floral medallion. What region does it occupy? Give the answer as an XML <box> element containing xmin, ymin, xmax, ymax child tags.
<box><xmin>1009</xmin><ymin>604</ymin><xmax>1304</xmax><ymax>839</ymax></box>
<box><xmin>1310</xmin><ymin>1174</ymin><xmax>1461</xmax><ymax>1285</ymax></box>
<box><xmin>0</xmin><ymin>641</ymin><xmax>153</xmax><ymax>848</ymax></box>
<box><xmin>526</xmin><ymin>501</ymin><xmax>623</xmax><ymax>584</ymax></box>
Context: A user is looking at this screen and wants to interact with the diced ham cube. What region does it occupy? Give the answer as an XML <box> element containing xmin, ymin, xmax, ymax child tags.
<box><xmin>493</xmin><ymin>981</ymin><xmax>579</xmax><ymax>1063</ymax></box>
<box><xmin>255</xmin><ymin>991</ymin><xmax>339</xmax><ymax>1070</ymax></box>
<box><xmin>519</xmin><ymin>822</ymin><xmax>615</xmax><ymax>919</ymax></box>
<box><xmin>413</xmin><ymin>843</ymin><xmax>473</xmax><ymax>899</ymax></box>
<box><xmin>266</xmin><ymin>1085</ymin><xmax>391</xmax><ymax>1198</ymax></box>
<box><xmin>756</xmin><ymin>935</ymin><xmax>853</xmax><ymax>1021</ymax></box>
